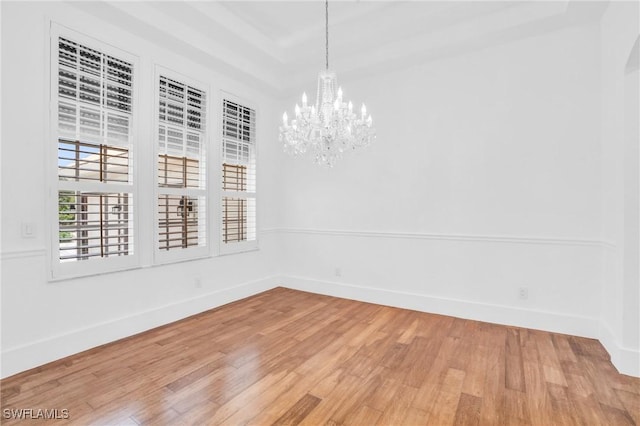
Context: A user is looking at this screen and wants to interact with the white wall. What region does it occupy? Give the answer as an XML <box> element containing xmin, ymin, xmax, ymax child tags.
<box><xmin>278</xmin><ymin>22</ymin><xmax>619</xmax><ymax>360</ymax></box>
<box><xmin>0</xmin><ymin>2</ymin><xmax>283</xmax><ymax>378</ymax></box>
<box><xmin>281</xmin><ymin>24</ymin><xmax>602</xmax><ymax>238</ymax></box>
<box><xmin>599</xmin><ymin>1</ymin><xmax>640</xmax><ymax>377</ymax></box>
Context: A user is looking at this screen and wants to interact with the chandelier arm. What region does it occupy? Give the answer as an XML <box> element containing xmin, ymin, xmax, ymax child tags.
<box><xmin>325</xmin><ymin>0</ymin><xmax>329</xmax><ymax>70</ymax></box>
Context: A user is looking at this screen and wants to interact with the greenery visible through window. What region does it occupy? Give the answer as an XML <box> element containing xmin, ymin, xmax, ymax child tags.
<box><xmin>58</xmin><ymin>192</ymin><xmax>75</xmax><ymax>242</ymax></box>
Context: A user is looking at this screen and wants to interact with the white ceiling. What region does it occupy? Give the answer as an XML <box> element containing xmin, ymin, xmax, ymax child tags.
<box><xmin>70</xmin><ymin>1</ymin><xmax>609</xmax><ymax>94</ymax></box>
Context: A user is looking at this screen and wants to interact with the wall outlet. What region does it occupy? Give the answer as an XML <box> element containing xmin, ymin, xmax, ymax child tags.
<box><xmin>194</xmin><ymin>277</ymin><xmax>202</xmax><ymax>288</ymax></box>
<box><xmin>518</xmin><ymin>287</ymin><xmax>529</xmax><ymax>300</ymax></box>
<box><xmin>335</xmin><ymin>267</ymin><xmax>342</xmax><ymax>277</ymax></box>
<box><xmin>21</xmin><ymin>222</ymin><xmax>35</xmax><ymax>238</ymax></box>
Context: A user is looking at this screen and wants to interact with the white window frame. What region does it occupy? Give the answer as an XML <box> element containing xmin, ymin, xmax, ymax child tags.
<box><xmin>48</xmin><ymin>23</ymin><xmax>140</xmax><ymax>280</ymax></box>
<box><xmin>153</xmin><ymin>66</ymin><xmax>211</xmax><ymax>264</ymax></box>
<box><xmin>219</xmin><ymin>92</ymin><xmax>259</xmax><ymax>255</ymax></box>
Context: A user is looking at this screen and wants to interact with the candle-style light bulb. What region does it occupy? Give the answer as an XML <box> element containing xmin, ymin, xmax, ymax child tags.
<box><xmin>348</xmin><ymin>101</ymin><xmax>353</xmax><ymax>113</ymax></box>
<box><xmin>361</xmin><ymin>103</ymin><xmax>367</xmax><ymax>119</ymax></box>
<box><xmin>337</xmin><ymin>87</ymin><xmax>343</xmax><ymax>100</ymax></box>
<box><xmin>311</xmin><ymin>105</ymin><xmax>316</xmax><ymax>116</ymax></box>
<box><xmin>334</xmin><ymin>99</ymin><xmax>340</xmax><ymax>111</ymax></box>
<box><xmin>282</xmin><ymin>111</ymin><xmax>288</xmax><ymax>125</ymax></box>
<box><xmin>295</xmin><ymin>104</ymin><xmax>301</xmax><ymax>117</ymax></box>
<box><xmin>367</xmin><ymin>115</ymin><xmax>373</xmax><ymax>126</ymax></box>
<box><xmin>302</xmin><ymin>92</ymin><xmax>307</xmax><ymax>107</ymax></box>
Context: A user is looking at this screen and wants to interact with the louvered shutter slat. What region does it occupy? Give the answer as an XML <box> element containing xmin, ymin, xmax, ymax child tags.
<box><xmin>157</xmin><ymin>76</ymin><xmax>205</xmax><ymax>159</ymax></box>
<box><xmin>222</xmin><ymin>100</ymin><xmax>255</xmax><ymax>166</ymax></box>
<box><xmin>57</xmin><ymin>37</ymin><xmax>133</xmax><ymax>148</ymax></box>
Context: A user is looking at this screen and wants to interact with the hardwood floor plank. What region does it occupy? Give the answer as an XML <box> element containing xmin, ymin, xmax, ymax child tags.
<box><xmin>375</xmin><ymin>383</ymin><xmax>418</xmax><ymax>426</ymax></box>
<box><xmin>397</xmin><ymin>318</ymin><xmax>419</xmax><ymax>344</ymax></box>
<box><xmin>567</xmin><ymin>393</ymin><xmax>609</xmax><ymax>425</ymax></box>
<box><xmin>399</xmin><ymin>338</ymin><xmax>435</xmax><ymax>388</ymax></box>
<box><xmin>505</xmin><ymin>329</ymin><xmax>526</xmax><ymax>392</ymax></box>
<box><xmin>504</xmin><ymin>388</ymin><xmax>530</xmax><ymax>424</ymax></box>
<box><xmin>326</xmin><ymin>368</ymin><xmax>385</xmax><ymax>425</ymax></box>
<box><xmin>427</xmin><ymin>368</ymin><xmax>466</xmax><ymax>425</ymax></box>
<box><xmin>270</xmin><ymin>393</ymin><xmax>322</xmax><ymax>426</ymax></box>
<box><xmin>346</xmin><ymin>404</ymin><xmax>382</xmax><ymax>426</ymax></box>
<box><xmin>166</xmin><ymin>365</ymin><xmax>237</xmax><ymax>414</ymax></box>
<box><xmin>209</xmin><ymin>370</ymin><xmax>297</xmax><ymax>424</ymax></box>
<box><xmin>258</xmin><ymin>301</ymin><xmax>327</xmax><ymax>335</ymax></box>
<box><xmin>165</xmin><ymin>352</ymin><xmax>227</xmax><ymax>392</ymax></box>
<box><xmin>399</xmin><ymin>407</ymin><xmax>430</xmax><ymax>425</ymax></box>
<box><xmin>616</xmin><ymin>388</ymin><xmax>640</xmax><ymax>425</ymax></box>
<box><xmin>299</xmin><ymin>373</ymin><xmax>364</xmax><ymax>425</ymax></box>
<box><xmin>366</xmin><ymin>378</ymin><xmax>401</xmax><ymax>412</ymax></box>
<box><xmin>1</xmin><ymin>287</ymin><xmax>638</xmax><ymax>425</ymax></box>
<box><xmin>479</xmin><ymin>340</ymin><xmax>506</xmax><ymax>425</ymax></box>
<box><xmin>599</xmin><ymin>402</ymin><xmax>637</xmax><ymax>425</ymax></box>
<box><xmin>308</xmin><ymin>368</ymin><xmax>346</xmax><ymax>400</ymax></box>
<box><xmin>249</xmin><ymin>345</ymin><xmax>358</xmax><ymax>423</ymax></box>
<box><xmin>519</xmin><ymin>328</ymin><xmax>541</xmax><ymax>365</ymax></box>
<box><xmin>461</xmin><ymin>344</ymin><xmax>490</xmax><ymax>398</ymax></box>
<box><xmin>453</xmin><ymin>392</ymin><xmax>482</xmax><ymax>426</ymax></box>
<box><xmin>580</xmin><ymin>355</ymin><xmax>627</xmax><ymax>410</ymax></box>
<box><xmin>523</xmin><ymin>360</ymin><xmax>555</xmax><ymax>426</ymax></box>
<box><xmin>552</xmin><ymin>334</ymin><xmax>579</xmax><ymax>364</ymax></box>
<box><xmin>411</xmin><ymin>336</ymin><xmax>465</xmax><ymax>413</ymax></box>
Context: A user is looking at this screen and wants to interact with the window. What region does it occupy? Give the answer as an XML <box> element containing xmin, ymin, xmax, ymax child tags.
<box><xmin>156</xmin><ymin>74</ymin><xmax>208</xmax><ymax>261</ymax></box>
<box><xmin>53</xmin><ymin>30</ymin><xmax>137</xmax><ymax>277</ymax></box>
<box><xmin>50</xmin><ymin>26</ymin><xmax>257</xmax><ymax>278</ymax></box>
<box><xmin>221</xmin><ymin>98</ymin><xmax>257</xmax><ymax>252</ymax></box>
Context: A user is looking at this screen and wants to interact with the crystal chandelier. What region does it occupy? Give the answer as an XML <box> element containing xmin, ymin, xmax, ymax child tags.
<box><xmin>279</xmin><ymin>0</ymin><xmax>375</xmax><ymax>167</ymax></box>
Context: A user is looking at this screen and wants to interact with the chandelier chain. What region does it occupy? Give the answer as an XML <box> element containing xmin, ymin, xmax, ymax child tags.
<box><xmin>325</xmin><ymin>0</ymin><xmax>329</xmax><ymax>70</ymax></box>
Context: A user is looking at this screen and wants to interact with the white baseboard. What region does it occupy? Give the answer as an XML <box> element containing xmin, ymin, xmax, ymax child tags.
<box><xmin>599</xmin><ymin>322</ymin><xmax>640</xmax><ymax>377</ymax></box>
<box><xmin>1</xmin><ymin>276</ymin><xmax>280</xmax><ymax>379</ymax></box>
<box><xmin>281</xmin><ymin>275</ymin><xmax>600</xmax><ymax>339</ymax></box>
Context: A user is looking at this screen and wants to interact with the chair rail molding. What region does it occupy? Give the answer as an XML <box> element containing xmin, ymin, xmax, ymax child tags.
<box><xmin>275</xmin><ymin>227</ymin><xmax>607</xmax><ymax>248</ymax></box>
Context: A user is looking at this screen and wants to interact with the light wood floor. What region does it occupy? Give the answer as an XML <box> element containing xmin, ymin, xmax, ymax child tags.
<box><xmin>1</xmin><ymin>287</ymin><xmax>638</xmax><ymax>425</ymax></box>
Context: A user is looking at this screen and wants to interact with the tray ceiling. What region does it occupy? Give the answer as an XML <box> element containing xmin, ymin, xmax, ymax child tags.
<box><xmin>69</xmin><ymin>1</ymin><xmax>608</xmax><ymax>94</ymax></box>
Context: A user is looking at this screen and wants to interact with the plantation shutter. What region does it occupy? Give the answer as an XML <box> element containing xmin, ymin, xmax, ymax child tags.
<box><xmin>53</xmin><ymin>30</ymin><xmax>137</xmax><ymax>277</ymax></box>
<box><xmin>221</xmin><ymin>99</ymin><xmax>257</xmax><ymax>249</ymax></box>
<box><xmin>158</xmin><ymin>76</ymin><xmax>205</xmax><ymax>159</ymax></box>
<box><xmin>57</xmin><ymin>37</ymin><xmax>132</xmax><ymax>147</ymax></box>
<box><xmin>156</xmin><ymin>73</ymin><xmax>208</xmax><ymax>257</ymax></box>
